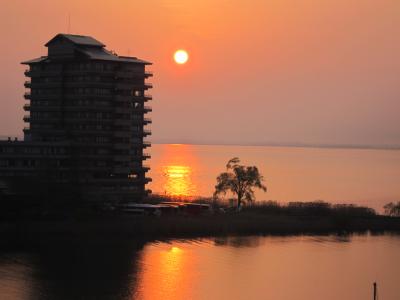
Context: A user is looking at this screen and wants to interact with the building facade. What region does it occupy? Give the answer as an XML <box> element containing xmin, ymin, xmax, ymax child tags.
<box><xmin>0</xmin><ymin>34</ymin><xmax>152</xmax><ymax>202</ymax></box>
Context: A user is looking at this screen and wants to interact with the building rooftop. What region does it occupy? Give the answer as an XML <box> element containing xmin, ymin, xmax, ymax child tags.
<box><xmin>21</xmin><ymin>56</ymin><xmax>47</xmax><ymax>64</ymax></box>
<box><xmin>22</xmin><ymin>33</ymin><xmax>151</xmax><ymax>65</ymax></box>
<box><xmin>78</xmin><ymin>47</ymin><xmax>151</xmax><ymax>64</ymax></box>
<box><xmin>45</xmin><ymin>33</ymin><xmax>105</xmax><ymax>47</ymax></box>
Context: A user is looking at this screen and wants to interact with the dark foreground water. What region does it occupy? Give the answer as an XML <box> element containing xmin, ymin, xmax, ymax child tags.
<box><xmin>1</xmin><ymin>234</ymin><xmax>399</xmax><ymax>300</ymax></box>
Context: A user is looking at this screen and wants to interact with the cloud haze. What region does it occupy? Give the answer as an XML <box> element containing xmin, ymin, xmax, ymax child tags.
<box><xmin>0</xmin><ymin>0</ymin><xmax>399</xmax><ymax>146</ymax></box>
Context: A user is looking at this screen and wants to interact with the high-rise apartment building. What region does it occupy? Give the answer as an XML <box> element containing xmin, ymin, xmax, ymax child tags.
<box><xmin>0</xmin><ymin>34</ymin><xmax>152</xmax><ymax>202</ymax></box>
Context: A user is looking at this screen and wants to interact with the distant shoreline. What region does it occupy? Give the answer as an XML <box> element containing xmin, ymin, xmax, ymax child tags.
<box><xmin>1</xmin><ymin>134</ymin><xmax>399</xmax><ymax>151</ymax></box>
<box><xmin>150</xmin><ymin>142</ymin><xmax>400</xmax><ymax>151</ymax></box>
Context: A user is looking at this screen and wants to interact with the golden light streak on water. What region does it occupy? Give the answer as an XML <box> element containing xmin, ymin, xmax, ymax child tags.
<box><xmin>163</xmin><ymin>165</ymin><xmax>196</xmax><ymax>197</ymax></box>
<box><xmin>135</xmin><ymin>243</ymin><xmax>196</xmax><ymax>300</ymax></box>
<box><xmin>149</xmin><ymin>144</ymin><xmax>199</xmax><ymax>199</ymax></box>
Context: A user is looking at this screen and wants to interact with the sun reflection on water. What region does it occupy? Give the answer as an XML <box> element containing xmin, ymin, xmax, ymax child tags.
<box><xmin>164</xmin><ymin>165</ymin><xmax>190</xmax><ymax>179</ymax></box>
<box><xmin>134</xmin><ymin>244</ymin><xmax>195</xmax><ymax>300</ymax></box>
<box><xmin>163</xmin><ymin>165</ymin><xmax>196</xmax><ymax>198</ymax></box>
<box><xmin>149</xmin><ymin>144</ymin><xmax>199</xmax><ymax>199</ymax></box>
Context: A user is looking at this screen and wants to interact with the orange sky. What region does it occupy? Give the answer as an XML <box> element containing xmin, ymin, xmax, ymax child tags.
<box><xmin>1</xmin><ymin>0</ymin><xmax>400</xmax><ymax>146</ymax></box>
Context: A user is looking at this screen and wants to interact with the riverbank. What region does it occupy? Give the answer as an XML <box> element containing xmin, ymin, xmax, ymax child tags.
<box><xmin>2</xmin><ymin>212</ymin><xmax>400</xmax><ymax>249</ymax></box>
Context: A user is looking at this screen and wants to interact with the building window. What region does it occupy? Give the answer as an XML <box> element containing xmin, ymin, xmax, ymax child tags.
<box><xmin>133</xmin><ymin>90</ymin><xmax>142</xmax><ymax>97</ymax></box>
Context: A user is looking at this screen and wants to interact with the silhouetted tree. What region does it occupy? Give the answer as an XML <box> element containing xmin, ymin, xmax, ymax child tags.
<box><xmin>383</xmin><ymin>202</ymin><xmax>400</xmax><ymax>217</ymax></box>
<box><xmin>214</xmin><ymin>157</ymin><xmax>266</xmax><ymax>209</ymax></box>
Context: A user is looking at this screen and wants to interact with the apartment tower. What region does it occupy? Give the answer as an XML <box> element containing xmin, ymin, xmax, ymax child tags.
<box><xmin>0</xmin><ymin>34</ymin><xmax>152</xmax><ymax>202</ymax></box>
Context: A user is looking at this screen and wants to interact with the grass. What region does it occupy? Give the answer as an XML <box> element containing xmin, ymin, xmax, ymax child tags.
<box><xmin>1</xmin><ymin>194</ymin><xmax>400</xmax><ymax>249</ymax></box>
<box><xmin>2</xmin><ymin>200</ymin><xmax>400</xmax><ymax>248</ymax></box>
<box><xmin>246</xmin><ymin>200</ymin><xmax>377</xmax><ymax>217</ymax></box>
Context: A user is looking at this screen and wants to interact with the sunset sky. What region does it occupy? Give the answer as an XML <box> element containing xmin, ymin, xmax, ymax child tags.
<box><xmin>1</xmin><ymin>0</ymin><xmax>399</xmax><ymax>146</ymax></box>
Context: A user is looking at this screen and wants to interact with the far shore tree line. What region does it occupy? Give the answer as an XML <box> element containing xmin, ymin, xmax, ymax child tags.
<box><xmin>213</xmin><ymin>157</ymin><xmax>400</xmax><ymax>217</ymax></box>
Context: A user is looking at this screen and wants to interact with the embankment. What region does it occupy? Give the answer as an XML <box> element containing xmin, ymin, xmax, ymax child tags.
<box><xmin>2</xmin><ymin>213</ymin><xmax>400</xmax><ymax>249</ymax></box>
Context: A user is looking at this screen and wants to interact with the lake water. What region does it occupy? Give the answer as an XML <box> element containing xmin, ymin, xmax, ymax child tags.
<box><xmin>1</xmin><ymin>234</ymin><xmax>399</xmax><ymax>300</ymax></box>
<box><xmin>148</xmin><ymin>144</ymin><xmax>400</xmax><ymax>211</ymax></box>
<box><xmin>2</xmin><ymin>145</ymin><xmax>399</xmax><ymax>299</ymax></box>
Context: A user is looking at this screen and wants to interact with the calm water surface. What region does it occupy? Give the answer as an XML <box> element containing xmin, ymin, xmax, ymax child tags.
<box><xmin>148</xmin><ymin>144</ymin><xmax>400</xmax><ymax>211</ymax></box>
<box><xmin>1</xmin><ymin>234</ymin><xmax>399</xmax><ymax>300</ymax></box>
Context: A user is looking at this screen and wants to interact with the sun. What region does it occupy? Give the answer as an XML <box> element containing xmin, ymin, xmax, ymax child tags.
<box><xmin>174</xmin><ymin>50</ymin><xmax>189</xmax><ymax>64</ymax></box>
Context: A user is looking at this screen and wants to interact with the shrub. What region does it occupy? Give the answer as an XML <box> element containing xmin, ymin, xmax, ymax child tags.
<box><xmin>384</xmin><ymin>202</ymin><xmax>400</xmax><ymax>217</ymax></box>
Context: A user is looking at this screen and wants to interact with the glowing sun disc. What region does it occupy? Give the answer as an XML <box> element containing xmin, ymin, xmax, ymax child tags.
<box><xmin>174</xmin><ymin>50</ymin><xmax>189</xmax><ymax>64</ymax></box>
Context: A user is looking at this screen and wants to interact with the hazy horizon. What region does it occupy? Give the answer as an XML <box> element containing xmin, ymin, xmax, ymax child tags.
<box><xmin>1</xmin><ymin>133</ymin><xmax>400</xmax><ymax>150</ymax></box>
<box><xmin>1</xmin><ymin>0</ymin><xmax>400</xmax><ymax>146</ymax></box>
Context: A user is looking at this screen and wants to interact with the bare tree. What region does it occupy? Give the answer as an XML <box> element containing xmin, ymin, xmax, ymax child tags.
<box><xmin>383</xmin><ymin>202</ymin><xmax>400</xmax><ymax>217</ymax></box>
<box><xmin>214</xmin><ymin>157</ymin><xmax>266</xmax><ymax>209</ymax></box>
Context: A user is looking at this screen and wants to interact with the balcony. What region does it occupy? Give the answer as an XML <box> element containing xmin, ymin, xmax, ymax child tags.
<box><xmin>64</xmin><ymin>93</ymin><xmax>113</xmax><ymax>100</ymax></box>
<box><xmin>114</xmin><ymin>106</ymin><xmax>131</xmax><ymax>114</ymax></box>
<box><xmin>125</xmin><ymin>164</ymin><xmax>151</xmax><ymax>172</ymax></box>
<box><xmin>114</xmin><ymin>131</ymin><xmax>131</xmax><ymax>138</ymax></box>
<box><xmin>113</xmin><ymin>166</ymin><xmax>131</xmax><ymax>174</ymax></box>
<box><xmin>128</xmin><ymin>105</ymin><xmax>152</xmax><ymax>113</ymax></box>
<box><xmin>115</xmin><ymin>82</ymin><xmax>134</xmax><ymax>90</ymax></box>
<box><xmin>130</xmin><ymin>119</ymin><xmax>142</xmax><ymax>125</ymax></box>
<box><xmin>64</xmin><ymin>81</ymin><xmax>114</xmax><ymax>88</ymax></box>
<box><xmin>26</xmin><ymin>81</ymin><xmax>62</xmax><ymax>88</ymax></box>
<box><xmin>24</xmin><ymin>69</ymin><xmax>62</xmax><ymax>77</ymax></box>
<box><xmin>26</xmin><ymin>116</ymin><xmax>61</xmax><ymax>123</ymax></box>
<box><xmin>64</xmin><ymin>69</ymin><xmax>115</xmax><ymax>76</ymax></box>
<box><xmin>113</xmin><ymin>155</ymin><xmax>130</xmax><ymax>162</ymax></box>
<box><xmin>64</xmin><ymin>117</ymin><xmax>114</xmax><ymax>124</ymax></box>
<box><xmin>131</xmin><ymin>130</ymin><xmax>151</xmax><ymax>138</ymax></box>
<box><xmin>68</xmin><ymin>129</ymin><xmax>113</xmax><ymax>136</ymax></box>
<box><xmin>144</xmin><ymin>83</ymin><xmax>153</xmax><ymax>89</ymax></box>
<box><xmin>114</xmin><ymin>119</ymin><xmax>132</xmax><ymax>126</ymax></box>
<box><xmin>114</xmin><ymin>95</ymin><xmax>131</xmax><ymax>102</ymax></box>
<box><xmin>143</xmin><ymin>152</ymin><xmax>151</xmax><ymax>159</ymax></box>
<box><xmin>64</xmin><ymin>105</ymin><xmax>114</xmax><ymax>112</ymax></box>
<box><xmin>115</xmin><ymin>71</ymin><xmax>132</xmax><ymax>79</ymax></box>
<box><xmin>25</xmin><ymin>128</ymin><xmax>65</xmax><ymax>135</ymax></box>
<box><xmin>113</xmin><ymin>143</ymin><xmax>131</xmax><ymax>150</ymax></box>
<box><xmin>116</xmin><ymin>71</ymin><xmax>149</xmax><ymax>79</ymax></box>
<box><xmin>26</xmin><ymin>93</ymin><xmax>62</xmax><ymax>100</ymax></box>
<box><xmin>144</xmin><ymin>117</ymin><xmax>152</xmax><ymax>124</ymax></box>
<box><xmin>27</xmin><ymin>105</ymin><xmax>62</xmax><ymax>112</ymax></box>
